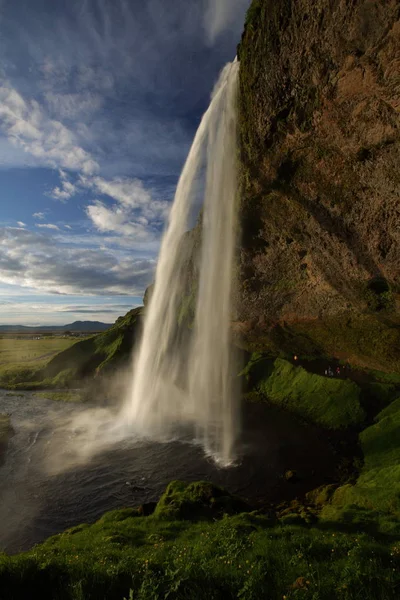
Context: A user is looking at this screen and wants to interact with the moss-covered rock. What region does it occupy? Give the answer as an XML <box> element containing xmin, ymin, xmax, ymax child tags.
<box><xmin>154</xmin><ymin>480</ymin><xmax>249</xmax><ymax>520</ymax></box>
<box><xmin>321</xmin><ymin>396</ymin><xmax>400</xmax><ymax>532</ymax></box>
<box><xmin>243</xmin><ymin>355</ymin><xmax>365</xmax><ymax>429</ymax></box>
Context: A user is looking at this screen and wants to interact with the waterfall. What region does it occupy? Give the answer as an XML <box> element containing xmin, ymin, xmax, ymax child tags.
<box><xmin>121</xmin><ymin>60</ymin><xmax>240</xmax><ymax>465</ymax></box>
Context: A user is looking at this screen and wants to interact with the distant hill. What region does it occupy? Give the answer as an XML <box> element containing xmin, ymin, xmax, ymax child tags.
<box><xmin>0</xmin><ymin>321</ymin><xmax>112</xmax><ymax>334</ymax></box>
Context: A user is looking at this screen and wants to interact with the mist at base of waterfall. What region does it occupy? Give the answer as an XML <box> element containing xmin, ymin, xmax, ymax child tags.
<box><xmin>121</xmin><ymin>60</ymin><xmax>241</xmax><ymax>466</ymax></box>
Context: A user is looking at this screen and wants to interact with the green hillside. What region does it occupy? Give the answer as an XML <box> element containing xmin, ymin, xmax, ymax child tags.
<box><xmin>1</xmin><ymin>308</ymin><xmax>143</xmax><ymax>390</ymax></box>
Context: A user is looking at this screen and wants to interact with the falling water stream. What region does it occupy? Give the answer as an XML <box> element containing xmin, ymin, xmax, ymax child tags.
<box><xmin>121</xmin><ymin>60</ymin><xmax>240</xmax><ymax>464</ymax></box>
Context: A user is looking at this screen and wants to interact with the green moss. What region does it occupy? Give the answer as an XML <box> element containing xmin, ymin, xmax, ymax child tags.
<box><xmin>154</xmin><ymin>481</ymin><xmax>248</xmax><ymax>520</ymax></box>
<box><xmin>244</xmin><ymin>356</ymin><xmax>364</xmax><ymax>429</ymax></box>
<box><xmin>244</xmin><ymin>0</ymin><xmax>262</xmax><ymax>28</ymax></box>
<box><xmin>369</xmin><ymin>370</ymin><xmax>400</xmax><ymax>385</ymax></box>
<box><xmin>306</xmin><ymin>484</ymin><xmax>337</xmax><ymax>507</ymax></box>
<box><xmin>322</xmin><ymin>397</ymin><xmax>400</xmax><ymax>528</ymax></box>
<box><xmin>97</xmin><ymin>508</ymin><xmax>141</xmax><ymax>524</ymax></box>
<box><xmin>375</xmin><ymin>397</ymin><xmax>400</xmax><ymax>421</ymax></box>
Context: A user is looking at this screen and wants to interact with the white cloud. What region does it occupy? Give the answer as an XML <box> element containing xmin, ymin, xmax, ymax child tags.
<box><xmin>85</xmin><ymin>175</ymin><xmax>170</xmax><ymax>243</ymax></box>
<box><xmin>44</xmin><ymin>92</ymin><xmax>103</xmax><ymax>120</ymax></box>
<box><xmin>36</xmin><ymin>223</ymin><xmax>60</xmax><ymax>231</ymax></box>
<box><xmin>48</xmin><ymin>169</ymin><xmax>77</xmax><ymax>201</ymax></box>
<box><xmin>86</xmin><ymin>201</ymin><xmax>155</xmax><ymax>241</ymax></box>
<box><xmin>0</xmin><ymin>84</ymin><xmax>99</xmax><ymax>175</ymax></box>
<box><xmin>33</xmin><ymin>212</ymin><xmax>46</xmax><ymax>219</ymax></box>
<box><xmin>65</xmin><ymin>224</ymin><xmax>72</xmax><ymax>229</ymax></box>
<box><xmin>81</xmin><ymin>177</ymin><xmax>170</xmax><ymax>243</ymax></box>
<box><xmin>203</xmin><ymin>0</ymin><xmax>249</xmax><ymax>45</ymax></box>
<box><xmin>17</xmin><ymin>221</ymin><xmax>26</xmax><ymax>227</ymax></box>
<box><xmin>86</xmin><ymin>176</ymin><xmax>169</xmax><ymax>222</ymax></box>
<box><xmin>0</xmin><ymin>226</ymin><xmax>155</xmax><ymax>296</ymax></box>
<box><xmin>91</xmin><ymin>176</ymin><xmax>151</xmax><ymax>208</ymax></box>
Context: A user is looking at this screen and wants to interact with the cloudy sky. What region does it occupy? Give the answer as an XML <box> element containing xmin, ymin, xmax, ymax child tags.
<box><xmin>0</xmin><ymin>0</ymin><xmax>249</xmax><ymax>325</ymax></box>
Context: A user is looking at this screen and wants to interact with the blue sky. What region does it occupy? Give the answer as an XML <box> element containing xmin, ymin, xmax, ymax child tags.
<box><xmin>0</xmin><ymin>0</ymin><xmax>249</xmax><ymax>325</ymax></box>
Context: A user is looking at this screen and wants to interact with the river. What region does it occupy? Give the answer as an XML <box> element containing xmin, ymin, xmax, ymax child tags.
<box><xmin>0</xmin><ymin>389</ymin><xmax>337</xmax><ymax>554</ymax></box>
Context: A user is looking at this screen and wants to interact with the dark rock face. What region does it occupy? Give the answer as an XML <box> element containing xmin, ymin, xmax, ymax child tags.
<box><xmin>237</xmin><ymin>0</ymin><xmax>400</xmax><ymax>370</ymax></box>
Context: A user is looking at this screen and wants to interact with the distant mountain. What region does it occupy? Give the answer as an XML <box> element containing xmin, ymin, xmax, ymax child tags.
<box><xmin>0</xmin><ymin>321</ymin><xmax>112</xmax><ymax>333</ymax></box>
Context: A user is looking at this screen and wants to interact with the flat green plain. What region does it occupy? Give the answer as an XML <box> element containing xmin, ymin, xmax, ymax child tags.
<box><xmin>0</xmin><ymin>337</ymin><xmax>82</xmax><ymax>386</ymax></box>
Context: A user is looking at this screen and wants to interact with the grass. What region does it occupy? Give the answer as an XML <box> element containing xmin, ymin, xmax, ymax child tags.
<box><xmin>242</xmin><ymin>355</ymin><xmax>365</xmax><ymax>429</ymax></box>
<box><xmin>322</xmin><ymin>396</ymin><xmax>400</xmax><ymax>529</ymax></box>
<box><xmin>42</xmin><ymin>308</ymin><xmax>143</xmax><ymax>386</ymax></box>
<box><xmin>0</xmin><ymin>308</ymin><xmax>142</xmax><ymax>389</ymax></box>
<box><xmin>0</xmin><ymin>481</ymin><xmax>399</xmax><ymax>600</ymax></box>
<box><xmin>0</xmin><ymin>337</ymin><xmax>81</xmax><ymax>387</ymax></box>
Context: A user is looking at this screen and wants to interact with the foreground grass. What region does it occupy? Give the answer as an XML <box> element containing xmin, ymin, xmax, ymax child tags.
<box><xmin>0</xmin><ymin>485</ymin><xmax>399</xmax><ymax>600</ymax></box>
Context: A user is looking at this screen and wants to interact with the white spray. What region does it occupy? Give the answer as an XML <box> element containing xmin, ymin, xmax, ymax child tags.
<box><xmin>121</xmin><ymin>60</ymin><xmax>240</xmax><ymax>465</ymax></box>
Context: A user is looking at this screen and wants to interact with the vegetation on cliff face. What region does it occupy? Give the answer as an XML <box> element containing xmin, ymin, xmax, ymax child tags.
<box><xmin>237</xmin><ymin>0</ymin><xmax>400</xmax><ymax>372</ymax></box>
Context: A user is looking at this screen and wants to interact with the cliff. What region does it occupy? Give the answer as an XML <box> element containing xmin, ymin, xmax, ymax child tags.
<box><xmin>237</xmin><ymin>0</ymin><xmax>400</xmax><ymax>371</ymax></box>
